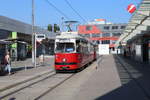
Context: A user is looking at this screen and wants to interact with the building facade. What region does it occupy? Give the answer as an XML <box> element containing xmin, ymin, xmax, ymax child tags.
<box><xmin>78</xmin><ymin>19</ymin><xmax>127</xmax><ymax>53</ymax></box>
<box><xmin>0</xmin><ymin>16</ymin><xmax>56</xmax><ymax>61</ymax></box>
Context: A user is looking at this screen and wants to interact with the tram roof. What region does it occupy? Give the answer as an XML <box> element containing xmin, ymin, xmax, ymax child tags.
<box><xmin>56</xmin><ymin>32</ymin><xmax>84</xmax><ymax>39</ymax></box>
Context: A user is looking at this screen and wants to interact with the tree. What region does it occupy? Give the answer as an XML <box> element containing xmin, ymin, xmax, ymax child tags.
<box><xmin>47</xmin><ymin>24</ymin><xmax>52</xmax><ymax>32</ymax></box>
<box><xmin>54</xmin><ymin>24</ymin><xmax>57</xmax><ymax>33</ymax></box>
<box><xmin>54</xmin><ymin>24</ymin><xmax>60</xmax><ymax>33</ymax></box>
<box><xmin>57</xmin><ymin>25</ymin><xmax>60</xmax><ymax>31</ymax></box>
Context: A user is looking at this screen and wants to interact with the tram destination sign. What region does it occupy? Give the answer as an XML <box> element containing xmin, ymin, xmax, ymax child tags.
<box><xmin>56</xmin><ymin>39</ymin><xmax>75</xmax><ymax>42</ymax></box>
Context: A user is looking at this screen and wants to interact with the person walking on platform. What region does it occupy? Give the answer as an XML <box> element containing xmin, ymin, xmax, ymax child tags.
<box><xmin>4</xmin><ymin>51</ymin><xmax>11</xmax><ymax>75</ymax></box>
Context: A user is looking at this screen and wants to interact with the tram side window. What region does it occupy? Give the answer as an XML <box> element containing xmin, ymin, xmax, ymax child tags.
<box><xmin>83</xmin><ymin>40</ymin><xmax>89</xmax><ymax>54</ymax></box>
<box><xmin>90</xmin><ymin>44</ymin><xmax>94</xmax><ymax>53</ymax></box>
<box><xmin>76</xmin><ymin>40</ymin><xmax>81</xmax><ymax>53</ymax></box>
<box><xmin>76</xmin><ymin>39</ymin><xmax>89</xmax><ymax>54</ymax></box>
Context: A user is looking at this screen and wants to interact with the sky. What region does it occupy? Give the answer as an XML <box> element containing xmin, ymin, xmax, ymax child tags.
<box><xmin>0</xmin><ymin>0</ymin><xmax>141</xmax><ymax>29</ymax></box>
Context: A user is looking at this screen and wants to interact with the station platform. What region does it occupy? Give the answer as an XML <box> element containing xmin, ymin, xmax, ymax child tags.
<box><xmin>72</xmin><ymin>55</ymin><xmax>150</xmax><ymax>100</ymax></box>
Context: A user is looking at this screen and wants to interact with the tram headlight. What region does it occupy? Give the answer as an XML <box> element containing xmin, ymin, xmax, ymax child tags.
<box><xmin>62</xmin><ymin>58</ymin><xmax>67</xmax><ymax>62</ymax></box>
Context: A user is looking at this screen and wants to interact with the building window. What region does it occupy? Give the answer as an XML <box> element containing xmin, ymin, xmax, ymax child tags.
<box><xmin>102</xmin><ymin>33</ymin><xmax>110</xmax><ymax>37</ymax></box>
<box><xmin>79</xmin><ymin>34</ymin><xmax>84</xmax><ymax>37</ymax></box>
<box><xmin>120</xmin><ymin>26</ymin><xmax>126</xmax><ymax>29</ymax></box>
<box><xmin>112</xmin><ymin>26</ymin><xmax>118</xmax><ymax>29</ymax></box>
<box><xmin>112</xmin><ymin>33</ymin><xmax>121</xmax><ymax>36</ymax></box>
<box><xmin>84</xmin><ymin>34</ymin><xmax>90</xmax><ymax>38</ymax></box>
<box><xmin>101</xmin><ymin>40</ymin><xmax>110</xmax><ymax>44</ymax></box>
<box><xmin>104</xmin><ymin>26</ymin><xmax>109</xmax><ymax>30</ymax></box>
<box><xmin>86</xmin><ymin>26</ymin><xmax>92</xmax><ymax>31</ymax></box>
<box><xmin>112</xmin><ymin>40</ymin><xmax>117</xmax><ymax>44</ymax></box>
<box><xmin>92</xmin><ymin>34</ymin><xmax>100</xmax><ymax>37</ymax></box>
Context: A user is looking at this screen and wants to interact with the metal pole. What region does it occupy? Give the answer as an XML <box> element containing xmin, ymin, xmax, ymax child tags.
<box><xmin>61</xmin><ymin>17</ymin><xmax>64</xmax><ymax>32</ymax></box>
<box><xmin>32</xmin><ymin>0</ymin><xmax>36</xmax><ymax>68</ymax></box>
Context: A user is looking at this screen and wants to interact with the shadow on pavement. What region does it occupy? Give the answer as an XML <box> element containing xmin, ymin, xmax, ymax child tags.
<box><xmin>12</xmin><ymin>66</ymin><xmax>34</xmax><ymax>72</ymax></box>
<box><xmin>95</xmin><ymin>79</ymin><xmax>149</xmax><ymax>100</ymax></box>
<box><xmin>95</xmin><ymin>54</ymin><xmax>150</xmax><ymax>100</ymax></box>
<box><xmin>0</xmin><ymin>66</ymin><xmax>34</xmax><ymax>76</ymax></box>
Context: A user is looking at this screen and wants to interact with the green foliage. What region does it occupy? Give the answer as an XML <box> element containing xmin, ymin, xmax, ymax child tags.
<box><xmin>47</xmin><ymin>24</ymin><xmax>60</xmax><ymax>33</ymax></box>
<box><xmin>47</xmin><ymin>24</ymin><xmax>52</xmax><ymax>32</ymax></box>
<box><xmin>54</xmin><ymin>24</ymin><xmax>60</xmax><ymax>33</ymax></box>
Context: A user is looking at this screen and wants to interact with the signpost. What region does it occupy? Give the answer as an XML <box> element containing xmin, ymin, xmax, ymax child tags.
<box><xmin>32</xmin><ymin>0</ymin><xmax>36</xmax><ymax>68</ymax></box>
<box><xmin>36</xmin><ymin>34</ymin><xmax>45</xmax><ymax>66</ymax></box>
<box><xmin>127</xmin><ymin>4</ymin><xmax>136</xmax><ymax>14</ymax></box>
<box><xmin>36</xmin><ymin>34</ymin><xmax>45</xmax><ymax>42</ymax></box>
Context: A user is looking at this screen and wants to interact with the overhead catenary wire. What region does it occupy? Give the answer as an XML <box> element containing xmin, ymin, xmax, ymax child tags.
<box><xmin>45</xmin><ymin>0</ymin><xmax>70</xmax><ymax>20</ymax></box>
<box><xmin>64</xmin><ymin>0</ymin><xmax>87</xmax><ymax>23</ymax></box>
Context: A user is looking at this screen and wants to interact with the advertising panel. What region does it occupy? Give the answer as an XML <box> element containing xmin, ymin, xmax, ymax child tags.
<box><xmin>98</xmin><ymin>44</ymin><xmax>109</xmax><ymax>55</ymax></box>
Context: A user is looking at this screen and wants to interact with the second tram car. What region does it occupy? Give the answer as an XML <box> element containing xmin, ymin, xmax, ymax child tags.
<box><xmin>54</xmin><ymin>32</ymin><xmax>96</xmax><ymax>72</ymax></box>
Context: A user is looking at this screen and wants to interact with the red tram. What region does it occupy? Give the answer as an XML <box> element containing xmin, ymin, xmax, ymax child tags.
<box><xmin>54</xmin><ymin>32</ymin><xmax>96</xmax><ymax>72</ymax></box>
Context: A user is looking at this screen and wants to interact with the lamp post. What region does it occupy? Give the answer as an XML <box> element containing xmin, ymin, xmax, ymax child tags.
<box><xmin>32</xmin><ymin>0</ymin><xmax>36</xmax><ymax>68</ymax></box>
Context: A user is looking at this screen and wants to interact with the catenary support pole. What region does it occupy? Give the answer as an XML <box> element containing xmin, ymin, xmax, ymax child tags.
<box><xmin>32</xmin><ymin>0</ymin><xmax>36</xmax><ymax>68</ymax></box>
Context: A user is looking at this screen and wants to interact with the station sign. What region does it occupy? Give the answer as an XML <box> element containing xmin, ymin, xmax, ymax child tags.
<box><xmin>36</xmin><ymin>34</ymin><xmax>45</xmax><ymax>42</ymax></box>
<box><xmin>127</xmin><ymin>4</ymin><xmax>136</xmax><ymax>14</ymax></box>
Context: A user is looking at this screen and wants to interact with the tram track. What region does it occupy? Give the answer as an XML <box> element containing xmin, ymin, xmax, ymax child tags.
<box><xmin>115</xmin><ymin>55</ymin><xmax>150</xmax><ymax>100</ymax></box>
<box><xmin>0</xmin><ymin>70</ymin><xmax>56</xmax><ymax>99</ymax></box>
<box><xmin>0</xmin><ymin>70</ymin><xmax>54</xmax><ymax>93</ymax></box>
<box><xmin>0</xmin><ymin>70</ymin><xmax>75</xmax><ymax>100</ymax></box>
<box><xmin>34</xmin><ymin>73</ymin><xmax>75</xmax><ymax>100</ymax></box>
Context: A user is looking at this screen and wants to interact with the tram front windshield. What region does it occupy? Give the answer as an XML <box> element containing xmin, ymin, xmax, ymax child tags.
<box><xmin>55</xmin><ymin>42</ymin><xmax>75</xmax><ymax>53</ymax></box>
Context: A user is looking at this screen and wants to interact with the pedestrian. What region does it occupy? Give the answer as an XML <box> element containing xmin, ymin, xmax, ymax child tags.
<box><xmin>4</xmin><ymin>51</ymin><xmax>11</xmax><ymax>75</ymax></box>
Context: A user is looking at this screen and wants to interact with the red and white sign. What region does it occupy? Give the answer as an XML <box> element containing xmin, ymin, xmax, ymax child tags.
<box><xmin>127</xmin><ymin>4</ymin><xmax>136</xmax><ymax>13</ymax></box>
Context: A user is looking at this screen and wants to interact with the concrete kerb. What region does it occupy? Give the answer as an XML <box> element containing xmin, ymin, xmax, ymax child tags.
<box><xmin>0</xmin><ymin>69</ymin><xmax>54</xmax><ymax>93</ymax></box>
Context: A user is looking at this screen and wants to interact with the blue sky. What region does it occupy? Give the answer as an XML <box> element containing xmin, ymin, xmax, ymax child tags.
<box><xmin>0</xmin><ymin>0</ymin><xmax>141</xmax><ymax>28</ymax></box>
